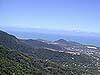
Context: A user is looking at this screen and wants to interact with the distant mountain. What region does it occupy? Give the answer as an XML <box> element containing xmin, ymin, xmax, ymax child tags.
<box><xmin>54</xmin><ymin>39</ymin><xmax>82</xmax><ymax>46</ymax></box>
<box><xmin>21</xmin><ymin>38</ymin><xmax>83</xmax><ymax>52</ymax></box>
<box><xmin>21</xmin><ymin>39</ymin><xmax>63</xmax><ymax>50</ymax></box>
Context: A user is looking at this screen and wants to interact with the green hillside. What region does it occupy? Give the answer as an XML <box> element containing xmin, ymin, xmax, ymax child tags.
<box><xmin>0</xmin><ymin>30</ymin><xmax>100</xmax><ymax>75</ymax></box>
<box><xmin>0</xmin><ymin>45</ymin><xmax>99</xmax><ymax>75</ymax></box>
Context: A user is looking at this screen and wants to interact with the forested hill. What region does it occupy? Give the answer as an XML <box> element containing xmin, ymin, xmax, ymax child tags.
<box><xmin>0</xmin><ymin>30</ymin><xmax>100</xmax><ymax>75</ymax></box>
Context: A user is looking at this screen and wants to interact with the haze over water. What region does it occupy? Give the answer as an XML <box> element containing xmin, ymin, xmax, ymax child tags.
<box><xmin>0</xmin><ymin>0</ymin><xmax>100</xmax><ymax>46</ymax></box>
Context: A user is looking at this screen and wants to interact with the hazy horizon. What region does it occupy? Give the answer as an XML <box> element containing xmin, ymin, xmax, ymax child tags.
<box><xmin>0</xmin><ymin>0</ymin><xmax>100</xmax><ymax>33</ymax></box>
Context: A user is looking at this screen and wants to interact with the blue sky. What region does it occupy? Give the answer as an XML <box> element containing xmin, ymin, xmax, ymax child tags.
<box><xmin>0</xmin><ymin>0</ymin><xmax>100</xmax><ymax>33</ymax></box>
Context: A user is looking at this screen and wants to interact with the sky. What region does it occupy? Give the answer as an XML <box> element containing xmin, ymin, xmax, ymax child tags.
<box><xmin>0</xmin><ymin>0</ymin><xmax>100</xmax><ymax>33</ymax></box>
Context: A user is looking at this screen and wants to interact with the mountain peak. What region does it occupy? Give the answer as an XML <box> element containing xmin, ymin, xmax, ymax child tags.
<box><xmin>54</xmin><ymin>39</ymin><xmax>81</xmax><ymax>46</ymax></box>
<box><xmin>54</xmin><ymin>39</ymin><xmax>67</xmax><ymax>44</ymax></box>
